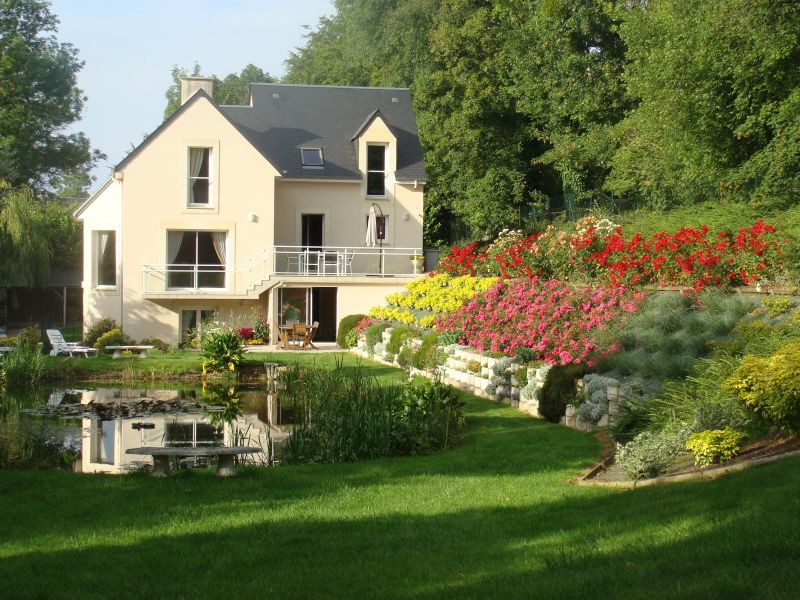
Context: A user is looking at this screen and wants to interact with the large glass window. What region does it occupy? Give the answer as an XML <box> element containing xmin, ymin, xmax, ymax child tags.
<box><xmin>188</xmin><ymin>147</ymin><xmax>211</xmax><ymax>205</ymax></box>
<box><xmin>366</xmin><ymin>145</ymin><xmax>386</xmax><ymax>196</ymax></box>
<box><xmin>167</xmin><ymin>231</ymin><xmax>226</xmax><ymax>289</ymax></box>
<box><xmin>180</xmin><ymin>308</ymin><xmax>218</xmax><ymax>344</ymax></box>
<box><xmin>96</xmin><ymin>231</ymin><xmax>116</xmax><ymax>287</ymax></box>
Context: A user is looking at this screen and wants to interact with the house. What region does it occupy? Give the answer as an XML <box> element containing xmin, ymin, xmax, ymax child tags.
<box><xmin>75</xmin><ymin>79</ymin><xmax>426</xmax><ymax>344</ymax></box>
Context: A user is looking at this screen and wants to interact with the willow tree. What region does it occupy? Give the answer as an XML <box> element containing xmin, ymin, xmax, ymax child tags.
<box><xmin>0</xmin><ymin>182</ymin><xmax>50</xmax><ymax>286</ymax></box>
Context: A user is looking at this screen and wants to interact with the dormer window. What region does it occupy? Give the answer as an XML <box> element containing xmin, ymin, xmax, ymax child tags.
<box><xmin>301</xmin><ymin>148</ymin><xmax>324</xmax><ymax>167</ymax></box>
<box><xmin>188</xmin><ymin>147</ymin><xmax>211</xmax><ymax>205</ymax></box>
<box><xmin>367</xmin><ymin>144</ymin><xmax>386</xmax><ymax>196</ymax></box>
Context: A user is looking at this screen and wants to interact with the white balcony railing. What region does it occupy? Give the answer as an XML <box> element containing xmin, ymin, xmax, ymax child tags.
<box><xmin>141</xmin><ymin>246</ymin><xmax>423</xmax><ymax>295</ymax></box>
<box><xmin>272</xmin><ymin>246</ymin><xmax>424</xmax><ymax>277</ymax></box>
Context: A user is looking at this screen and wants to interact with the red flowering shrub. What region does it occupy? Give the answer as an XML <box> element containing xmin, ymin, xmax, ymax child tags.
<box><xmin>434</xmin><ymin>219</ymin><xmax>783</xmax><ymax>292</ymax></box>
<box><xmin>436</xmin><ymin>278</ymin><xmax>644</xmax><ymax>365</ymax></box>
<box><xmin>237</xmin><ymin>327</ymin><xmax>254</xmax><ymax>340</ymax></box>
<box><xmin>354</xmin><ymin>316</ymin><xmax>375</xmax><ymax>336</ymax></box>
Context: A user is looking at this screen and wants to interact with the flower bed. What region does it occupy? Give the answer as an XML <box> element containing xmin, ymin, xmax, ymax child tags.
<box><xmin>435</xmin><ymin>217</ymin><xmax>785</xmax><ymax>292</ymax></box>
<box><xmin>369</xmin><ymin>274</ymin><xmax>497</xmax><ymax>328</ymax></box>
<box><xmin>437</xmin><ymin>278</ymin><xmax>643</xmax><ymax>365</ymax></box>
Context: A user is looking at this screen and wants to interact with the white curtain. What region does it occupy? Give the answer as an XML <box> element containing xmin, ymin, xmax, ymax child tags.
<box><xmin>211</xmin><ymin>232</ymin><xmax>226</xmax><ymax>265</ymax></box>
<box><xmin>167</xmin><ymin>231</ymin><xmax>184</xmax><ymax>264</ymax></box>
<box><xmin>365</xmin><ymin>206</ymin><xmax>377</xmax><ymax>247</ymax></box>
<box><xmin>188</xmin><ymin>148</ymin><xmax>205</xmax><ymax>203</ymax></box>
<box><xmin>98</xmin><ymin>231</ymin><xmax>110</xmax><ymax>262</ymax></box>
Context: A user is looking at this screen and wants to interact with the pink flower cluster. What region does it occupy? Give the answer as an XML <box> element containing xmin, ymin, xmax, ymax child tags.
<box><xmin>436</xmin><ymin>278</ymin><xmax>644</xmax><ymax>365</ymax></box>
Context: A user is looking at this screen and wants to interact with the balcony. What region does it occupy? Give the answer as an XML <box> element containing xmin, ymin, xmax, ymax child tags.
<box><xmin>272</xmin><ymin>246</ymin><xmax>424</xmax><ymax>277</ymax></box>
<box><xmin>141</xmin><ymin>246</ymin><xmax>423</xmax><ymax>297</ymax></box>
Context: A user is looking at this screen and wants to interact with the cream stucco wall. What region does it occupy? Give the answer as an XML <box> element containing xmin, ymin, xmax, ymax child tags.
<box><xmin>79</xmin><ymin>179</ymin><xmax>123</xmax><ymax>332</ymax></box>
<box><xmin>78</xmin><ymin>94</ymin><xmax>425</xmax><ymax>344</ymax></box>
<box><xmin>114</xmin><ymin>96</ymin><xmax>280</xmax><ymax>342</ymax></box>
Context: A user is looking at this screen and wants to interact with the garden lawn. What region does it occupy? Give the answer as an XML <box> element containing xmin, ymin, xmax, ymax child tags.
<box><xmin>1</xmin><ymin>386</ymin><xmax>799</xmax><ymax>598</ymax></box>
<box><xmin>42</xmin><ymin>351</ymin><xmax>402</xmax><ymax>382</ymax></box>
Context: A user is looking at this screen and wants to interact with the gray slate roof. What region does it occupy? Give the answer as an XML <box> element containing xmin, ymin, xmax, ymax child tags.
<box><xmin>221</xmin><ymin>84</ymin><xmax>427</xmax><ymax>183</ymax></box>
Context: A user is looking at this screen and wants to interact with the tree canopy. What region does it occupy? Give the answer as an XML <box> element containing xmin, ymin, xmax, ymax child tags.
<box><xmin>284</xmin><ymin>0</ymin><xmax>800</xmax><ymax>243</ymax></box>
<box><xmin>0</xmin><ymin>0</ymin><xmax>101</xmax><ymax>190</ymax></box>
<box><xmin>164</xmin><ymin>63</ymin><xmax>276</xmax><ymax>118</ymax></box>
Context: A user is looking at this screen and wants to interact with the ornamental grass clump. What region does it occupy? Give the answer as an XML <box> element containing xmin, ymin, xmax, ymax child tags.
<box><xmin>437</xmin><ymin>277</ymin><xmax>643</xmax><ymax>365</ymax></box>
<box><xmin>281</xmin><ymin>363</ymin><xmax>465</xmax><ymax>463</ymax></box>
<box><xmin>0</xmin><ymin>349</ymin><xmax>45</xmax><ymax>389</ymax></box>
<box><xmin>598</xmin><ymin>291</ymin><xmax>756</xmax><ymax>381</ymax></box>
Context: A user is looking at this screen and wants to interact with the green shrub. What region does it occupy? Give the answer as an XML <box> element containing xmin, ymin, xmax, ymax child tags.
<box><xmin>337</xmin><ymin>314</ymin><xmax>367</xmax><ymax>348</ymax></box>
<box><xmin>685</xmin><ymin>429</ymin><xmax>746</xmax><ymax>467</ymax></box>
<box><xmin>0</xmin><ymin>349</ymin><xmax>46</xmax><ymax>389</ymax></box>
<box><xmin>437</xmin><ymin>329</ymin><xmax>462</xmax><ymax>346</ymax></box>
<box><xmin>138</xmin><ymin>337</ymin><xmax>170</xmax><ymax>352</ymax></box>
<box><xmin>515</xmin><ymin>365</ymin><xmax>528</xmax><ymax>389</ymax></box>
<box><xmin>93</xmin><ymin>328</ymin><xmax>130</xmax><ymax>350</ymax></box>
<box><xmin>397</xmin><ymin>346</ymin><xmax>414</xmax><ymax>369</ymax></box>
<box><xmin>616</xmin><ymin>428</ymin><xmax>689</xmax><ymax>480</ymax></box>
<box><xmin>386</xmin><ymin>325</ymin><xmax>416</xmax><ymax>357</ymax></box>
<box><xmin>253</xmin><ymin>312</ymin><xmax>270</xmax><ymax>343</ymax></box>
<box><xmin>391</xmin><ymin>379</ymin><xmax>465</xmax><ymax>455</ymax></box>
<box><xmin>539</xmin><ymin>364</ymin><xmax>589</xmax><ymax>423</ymax></box>
<box><xmin>365</xmin><ymin>322</ymin><xmax>389</xmax><ymax>355</ymax></box>
<box><xmin>14</xmin><ymin>326</ymin><xmax>40</xmax><ymax>352</ymax></box>
<box><xmin>726</xmin><ymin>340</ymin><xmax>800</xmax><ymax>431</ymax></box>
<box><xmin>84</xmin><ymin>318</ymin><xmax>117</xmax><ymax>347</ymax></box>
<box><xmin>412</xmin><ymin>332</ymin><xmax>442</xmax><ymax>370</ymax></box>
<box><xmin>763</xmin><ymin>295</ymin><xmax>795</xmax><ymax>318</ymax></box>
<box><xmin>200</xmin><ymin>330</ymin><xmax>244</xmax><ymax>373</ymax></box>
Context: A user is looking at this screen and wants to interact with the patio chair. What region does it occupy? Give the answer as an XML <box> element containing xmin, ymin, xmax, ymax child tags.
<box><xmin>46</xmin><ymin>329</ymin><xmax>98</xmax><ymax>357</ymax></box>
<box><xmin>303</xmin><ymin>321</ymin><xmax>320</xmax><ymax>350</ymax></box>
<box><xmin>291</xmin><ymin>323</ymin><xmax>308</xmax><ymax>348</ymax></box>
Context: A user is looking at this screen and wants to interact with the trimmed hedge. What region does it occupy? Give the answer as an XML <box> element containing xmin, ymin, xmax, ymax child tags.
<box><xmin>337</xmin><ymin>314</ymin><xmax>367</xmax><ymax>348</ymax></box>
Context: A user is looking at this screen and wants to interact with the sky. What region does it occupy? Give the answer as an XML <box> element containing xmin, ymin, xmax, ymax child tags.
<box><xmin>48</xmin><ymin>0</ymin><xmax>335</xmax><ymax>194</ymax></box>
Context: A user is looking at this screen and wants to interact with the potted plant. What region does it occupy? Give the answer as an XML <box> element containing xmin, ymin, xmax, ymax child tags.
<box><xmin>410</xmin><ymin>254</ymin><xmax>425</xmax><ymax>272</ymax></box>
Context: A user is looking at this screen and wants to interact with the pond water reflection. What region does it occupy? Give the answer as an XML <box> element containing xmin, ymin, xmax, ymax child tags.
<box><xmin>2</xmin><ymin>384</ymin><xmax>294</xmax><ymax>473</ymax></box>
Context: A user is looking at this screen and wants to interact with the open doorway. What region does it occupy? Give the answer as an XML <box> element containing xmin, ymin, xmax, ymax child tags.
<box><xmin>277</xmin><ymin>287</ymin><xmax>337</xmax><ymax>342</ymax></box>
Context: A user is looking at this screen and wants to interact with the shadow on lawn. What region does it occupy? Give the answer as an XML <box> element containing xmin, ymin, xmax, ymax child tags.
<box><xmin>1</xmin><ymin>456</ymin><xmax>798</xmax><ymax>599</ymax></box>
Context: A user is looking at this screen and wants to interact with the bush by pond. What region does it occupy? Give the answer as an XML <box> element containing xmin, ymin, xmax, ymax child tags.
<box><xmin>280</xmin><ymin>363</ymin><xmax>465</xmax><ymax>464</ymax></box>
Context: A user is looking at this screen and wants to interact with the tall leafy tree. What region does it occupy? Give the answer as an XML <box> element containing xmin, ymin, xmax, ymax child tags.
<box><xmin>0</xmin><ymin>182</ymin><xmax>49</xmax><ymax>285</ymax></box>
<box><xmin>164</xmin><ymin>63</ymin><xmax>276</xmax><ymax>118</ymax></box>
<box><xmin>0</xmin><ymin>0</ymin><xmax>101</xmax><ymax>190</ymax></box>
<box><xmin>607</xmin><ymin>0</ymin><xmax>800</xmax><ymax>209</ymax></box>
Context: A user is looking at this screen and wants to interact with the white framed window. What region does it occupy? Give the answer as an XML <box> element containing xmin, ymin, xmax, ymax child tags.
<box><xmin>180</xmin><ymin>308</ymin><xmax>218</xmax><ymax>345</ymax></box>
<box><xmin>301</xmin><ymin>148</ymin><xmax>324</xmax><ymax>167</ymax></box>
<box><xmin>365</xmin><ymin>214</ymin><xmax>390</xmax><ymax>244</ymax></box>
<box><xmin>167</xmin><ymin>231</ymin><xmax>226</xmax><ymax>289</ymax></box>
<box><xmin>187</xmin><ymin>147</ymin><xmax>212</xmax><ymax>205</ymax></box>
<box><xmin>366</xmin><ymin>144</ymin><xmax>387</xmax><ymax>196</ymax></box>
<box><xmin>95</xmin><ymin>230</ymin><xmax>116</xmax><ymax>288</ymax></box>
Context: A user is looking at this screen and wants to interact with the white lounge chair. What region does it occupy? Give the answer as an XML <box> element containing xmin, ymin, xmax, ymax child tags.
<box><xmin>46</xmin><ymin>329</ymin><xmax>98</xmax><ymax>357</ymax></box>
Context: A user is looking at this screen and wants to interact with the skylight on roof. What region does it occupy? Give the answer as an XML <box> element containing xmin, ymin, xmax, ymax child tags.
<box><xmin>301</xmin><ymin>148</ymin><xmax>324</xmax><ymax>167</ymax></box>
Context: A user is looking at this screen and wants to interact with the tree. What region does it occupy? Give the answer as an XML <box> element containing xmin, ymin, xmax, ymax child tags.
<box><xmin>164</xmin><ymin>63</ymin><xmax>276</xmax><ymax>118</ymax></box>
<box><xmin>0</xmin><ymin>182</ymin><xmax>49</xmax><ymax>286</ymax></box>
<box><xmin>0</xmin><ymin>0</ymin><xmax>101</xmax><ymax>190</ymax></box>
<box><xmin>607</xmin><ymin>0</ymin><xmax>800</xmax><ymax>209</ymax></box>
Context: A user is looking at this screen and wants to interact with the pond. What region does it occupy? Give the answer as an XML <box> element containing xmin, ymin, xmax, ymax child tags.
<box><xmin>0</xmin><ymin>382</ymin><xmax>295</xmax><ymax>473</ymax></box>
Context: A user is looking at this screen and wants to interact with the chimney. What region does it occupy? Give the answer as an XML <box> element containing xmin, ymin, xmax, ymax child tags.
<box><xmin>180</xmin><ymin>77</ymin><xmax>214</xmax><ymax>104</ymax></box>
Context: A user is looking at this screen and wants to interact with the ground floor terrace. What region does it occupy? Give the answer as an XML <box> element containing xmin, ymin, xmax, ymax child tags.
<box><xmin>85</xmin><ymin>277</ymin><xmax>411</xmax><ymax>346</ymax></box>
